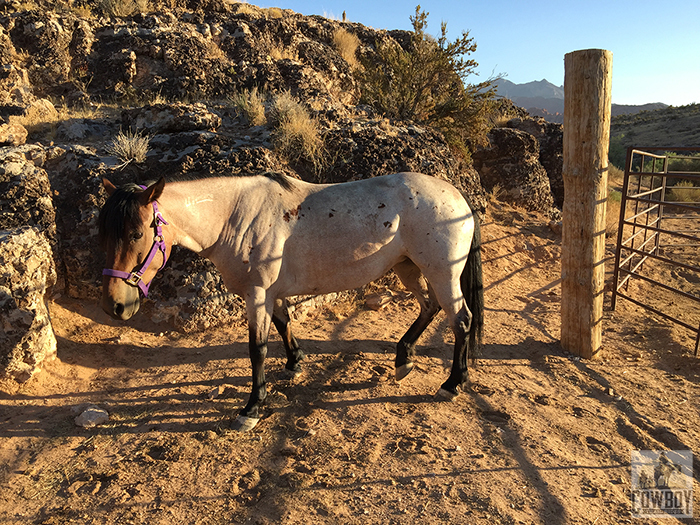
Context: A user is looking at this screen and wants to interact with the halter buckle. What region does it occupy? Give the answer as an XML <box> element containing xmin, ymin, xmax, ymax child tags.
<box><xmin>126</xmin><ymin>271</ymin><xmax>143</xmax><ymax>286</ymax></box>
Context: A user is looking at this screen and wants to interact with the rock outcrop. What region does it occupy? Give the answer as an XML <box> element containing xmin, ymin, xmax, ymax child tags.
<box><xmin>0</xmin><ymin>227</ymin><xmax>57</xmax><ymax>383</ymax></box>
<box><xmin>0</xmin><ymin>144</ymin><xmax>55</xmax><ymax>240</ymax></box>
<box><xmin>0</xmin><ymin>2</ymin><xmax>565</xmax><ymax>381</ymax></box>
<box><xmin>505</xmin><ymin>117</ymin><xmax>564</xmax><ymax>207</ymax></box>
<box><xmin>473</xmin><ymin>127</ymin><xmax>556</xmax><ymax>215</ymax></box>
<box><xmin>0</xmin><ymin>146</ymin><xmax>58</xmax><ymax>382</ymax></box>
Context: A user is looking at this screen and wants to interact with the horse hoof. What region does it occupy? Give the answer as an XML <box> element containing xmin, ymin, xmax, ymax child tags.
<box><xmin>231</xmin><ymin>415</ymin><xmax>260</xmax><ymax>432</ymax></box>
<box><xmin>395</xmin><ymin>363</ymin><xmax>414</xmax><ymax>381</ymax></box>
<box><xmin>282</xmin><ymin>367</ymin><xmax>303</xmax><ymax>380</ymax></box>
<box><xmin>436</xmin><ymin>388</ymin><xmax>458</xmax><ymax>401</ymax></box>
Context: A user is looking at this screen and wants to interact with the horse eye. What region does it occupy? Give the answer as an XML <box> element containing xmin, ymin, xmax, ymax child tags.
<box><xmin>130</xmin><ymin>231</ymin><xmax>144</xmax><ymax>242</ymax></box>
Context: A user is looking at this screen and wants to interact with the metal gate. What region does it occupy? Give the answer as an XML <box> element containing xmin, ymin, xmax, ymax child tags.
<box><xmin>611</xmin><ymin>146</ymin><xmax>700</xmax><ymax>354</ymax></box>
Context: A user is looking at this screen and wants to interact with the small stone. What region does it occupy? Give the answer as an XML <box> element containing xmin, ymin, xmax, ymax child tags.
<box><xmin>75</xmin><ymin>406</ymin><xmax>110</xmax><ymax>428</ymax></box>
<box><xmin>208</xmin><ymin>385</ymin><xmax>225</xmax><ymax>399</ymax></box>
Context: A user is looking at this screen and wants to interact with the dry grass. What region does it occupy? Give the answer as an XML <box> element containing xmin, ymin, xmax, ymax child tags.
<box><xmin>605</xmin><ymin>165</ymin><xmax>624</xmax><ymax>238</ymax></box>
<box><xmin>106</xmin><ymin>129</ymin><xmax>151</xmax><ymax>165</ymax></box>
<box><xmin>233</xmin><ymin>3</ymin><xmax>262</xmax><ymax>16</ymax></box>
<box><xmin>265</xmin><ymin>7</ymin><xmax>284</xmax><ymax>18</ymax></box>
<box><xmin>332</xmin><ymin>28</ymin><xmax>361</xmax><ymax>70</ymax></box>
<box><xmin>15</xmin><ymin>1</ymin><xmax>38</xmax><ymax>9</ymax></box>
<box><xmin>99</xmin><ymin>0</ymin><xmax>150</xmax><ymax>17</ymax></box>
<box><xmin>271</xmin><ymin>91</ymin><xmax>325</xmax><ymax>172</ymax></box>
<box><xmin>15</xmin><ymin>101</ymin><xmax>59</xmax><ymax>133</ymax></box>
<box><xmin>608</xmin><ymin>164</ymin><xmax>625</xmax><ymax>190</ymax></box>
<box><xmin>667</xmin><ymin>181</ymin><xmax>700</xmax><ymax>203</ymax></box>
<box><xmin>233</xmin><ymin>3</ymin><xmax>283</xmax><ymax>19</ymax></box>
<box><xmin>606</xmin><ymin>189</ymin><xmax>622</xmax><ymax>238</ymax></box>
<box><xmin>18</xmin><ymin>100</ymin><xmax>118</xmax><ymax>142</ymax></box>
<box><xmin>268</xmin><ymin>43</ymin><xmax>297</xmax><ymax>62</ymax></box>
<box><xmin>230</xmin><ymin>88</ymin><xmax>267</xmax><ymax>127</ymax></box>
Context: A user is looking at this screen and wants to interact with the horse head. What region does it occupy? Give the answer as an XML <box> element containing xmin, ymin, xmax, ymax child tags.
<box><xmin>98</xmin><ymin>178</ymin><xmax>168</xmax><ymax>320</ymax></box>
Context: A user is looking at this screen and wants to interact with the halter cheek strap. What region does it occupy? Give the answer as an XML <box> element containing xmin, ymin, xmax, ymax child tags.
<box><xmin>102</xmin><ymin>186</ymin><xmax>169</xmax><ymax>297</ymax></box>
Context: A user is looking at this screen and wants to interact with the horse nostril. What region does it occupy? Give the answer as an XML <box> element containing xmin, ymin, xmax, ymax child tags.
<box><xmin>114</xmin><ymin>302</ymin><xmax>125</xmax><ymax>317</ymax></box>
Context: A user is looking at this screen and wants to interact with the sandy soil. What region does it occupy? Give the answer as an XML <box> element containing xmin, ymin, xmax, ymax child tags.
<box><xmin>1</xmin><ymin>202</ymin><xmax>699</xmax><ymax>525</ymax></box>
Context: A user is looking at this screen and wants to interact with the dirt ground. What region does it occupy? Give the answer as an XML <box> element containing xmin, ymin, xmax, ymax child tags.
<box><xmin>1</xmin><ymin>201</ymin><xmax>699</xmax><ymax>525</ymax></box>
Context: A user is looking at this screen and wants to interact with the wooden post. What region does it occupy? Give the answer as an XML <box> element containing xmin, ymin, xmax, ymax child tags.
<box><xmin>561</xmin><ymin>49</ymin><xmax>613</xmax><ymax>359</ymax></box>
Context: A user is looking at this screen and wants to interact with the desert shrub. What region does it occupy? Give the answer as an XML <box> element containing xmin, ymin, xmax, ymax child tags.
<box><xmin>270</xmin><ymin>91</ymin><xmax>325</xmax><ymax>173</ymax></box>
<box><xmin>667</xmin><ymin>153</ymin><xmax>700</xmax><ymax>173</ymax></box>
<box><xmin>358</xmin><ymin>6</ymin><xmax>495</xmax><ymax>155</ymax></box>
<box><xmin>99</xmin><ymin>0</ymin><xmax>149</xmax><ymax>17</ymax></box>
<box><xmin>268</xmin><ymin>44</ymin><xmax>297</xmax><ymax>62</ymax></box>
<box><xmin>107</xmin><ymin>129</ymin><xmax>151</xmax><ymax>165</ymax></box>
<box><xmin>265</xmin><ymin>7</ymin><xmax>284</xmax><ymax>18</ymax></box>
<box><xmin>230</xmin><ymin>88</ymin><xmax>267</xmax><ymax>127</ymax></box>
<box><xmin>234</xmin><ymin>4</ymin><xmax>284</xmax><ymax>18</ymax></box>
<box><xmin>333</xmin><ymin>27</ymin><xmax>360</xmax><ymax>70</ymax></box>
<box><xmin>667</xmin><ymin>180</ymin><xmax>700</xmax><ymax>203</ymax></box>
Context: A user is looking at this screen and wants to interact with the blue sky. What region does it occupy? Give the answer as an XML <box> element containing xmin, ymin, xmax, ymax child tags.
<box><xmin>258</xmin><ymin>0</ymin><xmax>699</xmax><ymax>106</ymax></box>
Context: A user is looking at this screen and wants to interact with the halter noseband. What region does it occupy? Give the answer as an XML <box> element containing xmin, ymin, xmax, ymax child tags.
<box><xmin>102</xmin><ymin>185</ymin><xmax>169</xmax><ymax>297</ymax></box>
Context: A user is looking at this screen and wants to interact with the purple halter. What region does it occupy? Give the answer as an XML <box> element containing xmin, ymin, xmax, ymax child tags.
<box><xmin>102</xmin><ymin>186</ymin><xmax>169</xmax><ymax>297</ymax></box>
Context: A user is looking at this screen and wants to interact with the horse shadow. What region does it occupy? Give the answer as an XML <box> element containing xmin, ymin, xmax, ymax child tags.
<box><xmin>1</xmin><ymin>303</ymin><xmax>582</xmax><ymax>525</ymax></box>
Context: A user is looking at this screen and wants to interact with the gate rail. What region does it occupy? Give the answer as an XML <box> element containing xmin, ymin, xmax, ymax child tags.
<box><xmin>611</xmin><ymin>146</ymin><xmax>700</xmax><ymax>355</ymax></box>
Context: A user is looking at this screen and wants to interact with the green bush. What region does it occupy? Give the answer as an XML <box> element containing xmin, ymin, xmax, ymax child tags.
<box><xmin>358</xmin><ymin>6</ymin><xmax>495</xmax><ymax>155</ymax></box>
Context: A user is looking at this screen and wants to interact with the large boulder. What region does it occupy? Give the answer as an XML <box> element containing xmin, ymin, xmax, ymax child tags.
<box><xmin>45</xmin><ymin>145</ymin><xmax>108</xmax><ymax>299</ymax></box>
<box><xmin>0</xmin><ymin>226</ymin><xmax>57</xmax><ymax>383</ymax></box>
<box><xmin>0</xmin><ymin>146</ymin><xmax>58</xmax><ymax>383</ymax></box>
<box><xmin>121</xmin><ymin>103</ymin><xmax>222</xmax><ymax>134</ymax></box>
<box><xmin>323</xmin><ymin>117</ymin><xmax>487</xmax><ymax>216</ymax></box>
<box><xmin>505</xmin><ymin>117</ymin><xmax>564</xmax><ymax>208</ymax></box>
<box><xmin>473</xmin><ymin>127</ymin><xmax>555</xmax><ymax>213</ymax></box>
<box><xmin>0</xmin><ymin>144</ymin><xmax>55</xmax><ymax>241</ymax></box>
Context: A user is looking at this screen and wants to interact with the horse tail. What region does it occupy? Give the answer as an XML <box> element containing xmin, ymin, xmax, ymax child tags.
<box><xmin>461</xmin><ymin>210</ymin><xmax>484</xmax><ymax>364</ymax></box>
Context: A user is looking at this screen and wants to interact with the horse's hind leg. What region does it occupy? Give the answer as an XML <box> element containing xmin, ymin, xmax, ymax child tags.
<box><xmin>437</xmin><ymin>305</ymin><xmax>472</xmax><ymax>399</ymax></box>
<box><xmin>272</xmin><ymin>298</ymin><xmax>304</xmax><ymax>377</ymax></box>
<box><xmin>392</xmin><ymin>259</ymin><xmax>441</xmax><ymax>381</ymax></box>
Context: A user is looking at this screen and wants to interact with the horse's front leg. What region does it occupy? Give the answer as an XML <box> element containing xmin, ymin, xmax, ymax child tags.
<box><xmin>232</xmin><ymin>290</ymin><xmax>273</xmax><ymax>432</ymax></box>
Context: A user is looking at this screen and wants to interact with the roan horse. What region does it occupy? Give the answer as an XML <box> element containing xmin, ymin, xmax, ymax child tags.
<box><xmin>98</xmin><ymin>172</ymin><xmax>483</xmax><ymax>431</ymax></box>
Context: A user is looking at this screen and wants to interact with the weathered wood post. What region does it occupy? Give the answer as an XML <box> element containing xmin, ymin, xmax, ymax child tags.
<box><xmin>561</xmin><ymin>49</ymin><xmax>613</xmax><ymax>359</ymax></box>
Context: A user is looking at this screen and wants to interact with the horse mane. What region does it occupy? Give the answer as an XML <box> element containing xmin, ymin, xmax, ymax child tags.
<box><xmin>98</xmin><ymin>183</ymin><xmax>144</xmax><ymax>250</ymax></box>
<box><xmin>165</xmin><ymin>171</ymin><xmax>295</xmax><ymax>191</ymax></box>
<box><xmin>98</xmin><ymin>172</ymin><xmax>294</xmax><ymax>248</ymax></box>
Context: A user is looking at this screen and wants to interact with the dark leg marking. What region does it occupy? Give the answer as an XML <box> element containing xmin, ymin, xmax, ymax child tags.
<box><xmin>240</xmin><ymin>324</ymin><xmax>268</xmax><ymax>420</ymax></box>
<box><xmin>392</xmin><ymin>259</ymin><xmax>441</xmax><ymax>380</ymax></box>
<box><xmin>272</xmin><ymin>298</ymin><xmax>304</xmax><ymax>376</ymax></box>
<box><xmin>438</xmin><ymin>307</ymin><xmax>473</xmax><ymax>399</ymax></box>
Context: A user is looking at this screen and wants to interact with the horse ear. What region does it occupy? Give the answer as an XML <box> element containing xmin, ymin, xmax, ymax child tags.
<box><xmin>138</xmin><ymin>177</ymin><xmax>165</xmax><ymax>205</ymax></box>
<box><xmin>103</xmin><ymin>178</ymin><xmax>117</xmax><ymax>196</ymax></box>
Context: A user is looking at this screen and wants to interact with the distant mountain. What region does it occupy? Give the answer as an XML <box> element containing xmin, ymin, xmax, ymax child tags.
<box><xmin>494</xmin><ymin>79</ymin><xmax>564</xmax><ymax>100</ymax></box>
<box><xmin>494</xmin><ymin>78</ymin><xmax>669</xmax><ymax>123</ymax></box>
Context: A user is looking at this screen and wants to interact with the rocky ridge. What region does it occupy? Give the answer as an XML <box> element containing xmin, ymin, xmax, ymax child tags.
<box><xmin>0</xmin><ymin>2</ymin><xmax>563</xmax><ymax>381</ymax></box>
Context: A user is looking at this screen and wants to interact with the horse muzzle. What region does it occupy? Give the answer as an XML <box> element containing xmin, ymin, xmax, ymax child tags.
<box><xmin>101</xmin><ymin>294</ymin><xmax>140</xmax><ymax>321</ymax></box>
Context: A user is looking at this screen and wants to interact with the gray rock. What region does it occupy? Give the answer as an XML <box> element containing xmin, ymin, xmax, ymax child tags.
<box><xmin>0</xmin><ymin>146</ymin><xmax>56</xmax><ymax>241</ymax></box>
<box><xmin>473</xmin><ymin>127</ymin><xmax>555</xmax><ymax>213</ymax></box>
<box><xmin>121</xmin><ymin>103</ymin><xmax>222</xmax><ymax>134</ymax></box>
<box><xmin>0</xmin><ymin>227</ymin><xmax>57</xmax><ymax>383</ymax></box>
<box><xmin>74</xmin><ymin>405</ymin><xmax>110</xmax><ymax>428</ymax></box>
